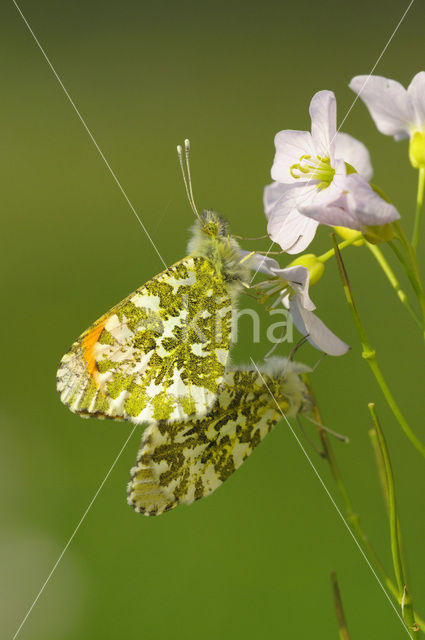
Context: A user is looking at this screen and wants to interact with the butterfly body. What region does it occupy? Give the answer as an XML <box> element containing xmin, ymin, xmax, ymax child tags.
<box><xmin>57</xmin><ymin>210</ymin><xmax>249</xmax><ymax>424</ymax></box>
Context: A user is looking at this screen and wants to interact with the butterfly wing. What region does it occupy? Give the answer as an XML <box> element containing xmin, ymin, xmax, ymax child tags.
<box><xmin>57</xmin><ymin>256</ymin><xmax>233</xmax><ymax>424</ymax></box>
<box><xmin>127</xmin><ymin>368</ymin><xmax>288</xmax><ymax>515</ymax></box>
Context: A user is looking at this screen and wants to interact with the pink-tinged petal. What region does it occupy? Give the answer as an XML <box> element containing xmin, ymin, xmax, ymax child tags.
<box><xmin>283</xmin><ymin>216</ymin><xmax>319</xmax><ymax>254</ymax></box>
<box><xmin>239</xmin><ymin>251</ymin><xmax>280</xmax><ymax>276</ymax></box>
<box><xmin>407</xmin><ymin>71</ymin><xmax>425</xmax><ymax>130</ymax></box>
<box><xmin>264</xmin><ymin>181</ymin><xmax>287</xmax><ymax>217</ymax></box>
<box><xmin>268</xmin><ymin>208</ymin><xmax>319</xmax><ymax>254</ymax></box>
<box><xmin>334</xmin><ymin>132</ymin><xmax>373</xmax><ymax>181</ymax></box>
<box><xmin>332</xmin><ymin>157</ymin><xmax>348</xmax><ymax>179</ymax></box>
<box><xmin>300</xmin><ymin>174</ymin><xmax>399</xmax><ymax>229</ymax></box>
<box><xmin>309</xmin><ymin>170</ymin><xmax>344</xmax><ymax>205</ymax></box>
<box><xmin>271</xmin><ymin>130</ymin><xmax>315</xmax><ymax>183</ymax></box>
<box><xmin>289</xmin><ymin>297</ymin><xmax>350</xmax><ymax>356</ymax></box>
<box><xmin>309</xmin><ymin>90</ymin><xmax>337</xmax><ymax>159</ymax></box>
<box><xmin>301</xmin><ymin>196</ymin><xmax>361</xmax><ymax>230</ymax></box>
<box><xmin>267</xmin><ymin>183</ymin><xmax>319</xmax><ymax>253</ymax></box>
<box><xmin>349</xmin><ymin>75</ymin><xmax>414</xmax><ymax>140</ymax></box>
<box><xmin>344</xmin><ymin>175</ymin><xmax>400</xmax><ymax>226</ymax></box>
<box><xmin>271</xmin><ymin>265</ymin><xmax>315</xmax><ymax>311</ymax></box>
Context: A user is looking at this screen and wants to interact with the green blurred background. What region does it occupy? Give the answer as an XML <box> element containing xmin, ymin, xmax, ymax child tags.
<box><xmin>3</xmin><ymin>1</ymin><xmax>425</xmax><ymax>638</ymax></box>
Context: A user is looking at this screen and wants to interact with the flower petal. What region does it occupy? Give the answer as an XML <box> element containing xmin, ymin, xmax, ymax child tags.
<box><xmin>334</xmin><ymin>132</ymin><xmax>373</xmax><ymax>181</ymax></box>
<box><xmin>264</xmin><ymin>181</ymin><xmax>286</xmax><ymax>217</ymax></box>
<box><xmin>266</xmin><ymin>183</ymin><xmax>319</xmax><ymax>253</ymax></box>
<box><xmin>349</xmin><ymin>75</ymin><xmax>414</xmax><ymax>140</ymax></box>
<box><xmin>271</xmin><ymin>130</ymin><xmax>315</xmax><ymax>183</ymax></box>
<box><xmin>239</xmin><ymin>251</ymin><xmax>280</xmax><ymax>276</ymax></box>
<box><xmin>289</xmin><ymin>297</ymin><xmax>350</xmax><ymax>356</ymax></box>
<box><xmin>407</xmin><ymin>71</ymin><xmax>425</xmax><ymax>130</ymax></box>
<box><xmin>309</xmin><ymin>90</ymin><xmax>337</xmax><ymax>159</ymax></box>
<box><xmin>300</xmin><ymin>174</ymin><xmax>399</xmax><ymax>229</ymax></box>
<box><xmin>271</xmin><ymin>265</ymin><xmax>315</xmax><ymax>311</ymax></box>
<box><xmin>268</xmin><ymin>211</ymin><xmax>319</xmax><ymax>255</ymax></box>
<box><xmin>344</xmin><ymin>175</ymin><xmax>400</xmax><ymax>226</ymax></box>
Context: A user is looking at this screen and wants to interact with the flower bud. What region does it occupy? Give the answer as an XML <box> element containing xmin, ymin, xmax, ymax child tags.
<box><xmin>409</xmin><ymin>131</ymin><xmax>425</xmax><ymax>169</ymax></box>
<box><xmin>334</xmin><ymin>226</ymin><xmax>364</xmax><ymax>246</ymax></box>
<box><xmin>288</xmin><ymin>253</ymin><xmax>325</xmax><ymax>285</ymax></box>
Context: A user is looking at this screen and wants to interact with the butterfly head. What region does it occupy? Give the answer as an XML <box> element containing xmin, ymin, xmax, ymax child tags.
<box><xmin>187</xmin><ymin>211</ymin><xmax>250</xmax><ymax>295</ymax></box>
<box><xmin>199</xmin><ymin>209</ymin><xmax>229</xmax><ymax>238</ymax></box>
<box><xmin>177</xmin><ymin>140</ymin><xmax>250</xmax><ymax>293</ymax></box>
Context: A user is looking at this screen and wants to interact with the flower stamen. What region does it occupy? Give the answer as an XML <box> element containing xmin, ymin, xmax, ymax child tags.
<box><xmin>290</xmin><ymin>154</ymin><xmax>335</xmax><ymax>189</ymax></box>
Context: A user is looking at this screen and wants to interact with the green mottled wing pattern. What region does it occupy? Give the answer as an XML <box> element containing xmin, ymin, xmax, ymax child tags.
<box><xmin>127</xmin><ymin>368</ymin><xmax>289</xmax><ymax>516</ymax></box>
<box><xmin>57</xmin><ymin>256</ymin><xmax>233</xmax><ymax>424</ymax></box>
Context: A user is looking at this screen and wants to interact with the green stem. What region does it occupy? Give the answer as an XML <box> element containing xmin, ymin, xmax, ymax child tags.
<box><xmin>303</xmin><ymin>379</ymin><xmax>425</xmax><ymax>632</ymax></box>
<box><xmin>318</xmin><ymin>232</ymin><xmax>363</xmax><ymax>264</ymax></box>
<box><xmin>330</xmin><ymin>572</ymin><xmax>351</xmax><ymax>640</ymax></box>
<box><xmin>304</xmin><ymin>380</ymin><xmax>398</xmax><ymax>598</ymax></box>
<box><xmin>366</xmin><ymin>243</ymin><xmax>422</xmax><ymax>329</ymax></box>
<box><xmin>394</xmin><ymin>222</ymin><xmax>425</xmax><ymax>330</ymax></box>
<box><xmin>368</xmin><ymin>404</ymin><xmax>418</xmax><ymax>636</ymax></box>
<box><xmin>369</xmin><ymin>429</ymin><xmax>408</xmax><ymax>595</ymax></box>
<box><xmin>332</xmin><ymin>234</ymin><xmax>425</xmax><ymax>460</ymax></box>
<box><xmin>388</xmin><ymin>239</ymin><xmax>409</xmax><ymax>270</ymax></box>
<box><xmin>370</xmin><ymin>359</ymin><xmax>425</xmax><ymax>458</ymax></box>
<box><xmin>412</xmin><ymin>167</ymin><xmax>425</xmax><ymax>251</ymax></box>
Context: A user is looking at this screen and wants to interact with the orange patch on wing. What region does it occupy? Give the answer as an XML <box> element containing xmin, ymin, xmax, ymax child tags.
<box><xmin>82</xmin><ymin>319</ymin><xmax>107</xmax><ymax>380</ymax></box>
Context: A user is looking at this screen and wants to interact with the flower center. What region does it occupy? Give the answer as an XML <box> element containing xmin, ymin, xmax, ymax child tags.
<box><xmin>254</xmin><ymin>277</ymin><xmax>292</xmax><ymax>306</ymax></box>
<box><xmin>290</xmin><ymin>154</ymin><xmax>335</xmax><ymax>189</ymax></box>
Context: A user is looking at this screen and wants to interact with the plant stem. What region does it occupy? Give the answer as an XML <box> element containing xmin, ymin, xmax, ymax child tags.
<box><xmin>394</xmin><ymin>222</ymin><xmax>425</xmax><ymax>330</ymax></box>
<box><xmin>330</xmin><ymin>572</ymin><xmax>351</xmax><ymax>640</ymax></box>
<box><xmin>412</xmin><ymin>167</ymin><xmax>425</xmax><ymax>251</ymax></box>
<box><xmin>303</xmin><ymin>379</ymin><xmax>425</xmax><ymax>632</ymax></box>
<box><xmin>368</xmin><ymin>404</ymin><xmax>418</xmax><ymax>636</ymax></box>
<box><xmin>318</xmin><ymin>232</ymin><xmax>363</xmax><ymax>264</ymax></box>
<box><xmin>304</xmin><ymin>380</ymin><xmax>399</xmax><ymax>598</ymax></box>
<box><xmin>366</xmin><ymin>242</ymin><xmax>422</xmax><ymax>329</ymax></box>
<box><xmin>369</xmin><ymin>428</ymin><xmax>408</xmax><ymax>595</ymax></box>
<box><xmin>332</xmin><ymin>234</ymin><xmax>425</xmax><ymax>460</ymax></box>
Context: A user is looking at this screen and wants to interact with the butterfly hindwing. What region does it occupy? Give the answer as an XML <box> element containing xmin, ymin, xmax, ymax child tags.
<box><xmin>57</xmin><ymin>256</ymin><xmax>233</xmax><ymax>424</ymax></box>
<box><xmin>127</xmin><ymin>367</ymin><xmax>288</xmax><ymax>515</ymax></box>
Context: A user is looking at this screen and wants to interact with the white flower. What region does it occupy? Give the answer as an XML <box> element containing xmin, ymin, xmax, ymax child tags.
<box><xmin>265</xmin><ymin>90</ymin><xmax>398</xmax><ymax>254</ymax></box>
<box><xmin>252</xmin><ymin>254</ymin><xmax>349</xmax><ymax>356</ymax></box>
<box><xmin>349</xmin><ymin>72</ymin><xmax>425</xmax><ymax>141</ymax></box>
<box><xmin>301</xmin><ymin>173</ymin><xmax>398</xmax><ymax>230</ymax></box>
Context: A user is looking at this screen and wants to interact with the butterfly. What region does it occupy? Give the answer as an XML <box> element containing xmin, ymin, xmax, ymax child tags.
<box><xmin>127</xmin><ymin>357</ymin><xmax>311</xmax><ymax>515</ymax></box>
<box><xmin>56</xmin><ymin>208</ymin><xmax>251</xmax><ymax>424</ymax></box>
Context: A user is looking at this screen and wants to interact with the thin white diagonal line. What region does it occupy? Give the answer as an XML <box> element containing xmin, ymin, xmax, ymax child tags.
<box><xmin>249</xmin><ymin>357</ymin><xmax>412</xmax><ymax>639</ymax></box>
<box><xmin>12</xmin><ymin>424</ymin><xmax>138</xmax><ymax>640</ymax></box>
<box><xmin>249</xmin><ymin>240</ymin><xmax>275</xmax><ymax>284</ymax></box>
<box><xmin>12</xmin><ymin>0</ymin><xmax>168</xmax><ymax>271</ymax></box>
<box><xmin>257</xmin><ymin>0</ymin><xmax>415</xmax><ymax>273</ymax></box>
<box><xmin>337</xmin><ymin>0</ymin><xmax>415</xmax><ymax>135</ymax></box>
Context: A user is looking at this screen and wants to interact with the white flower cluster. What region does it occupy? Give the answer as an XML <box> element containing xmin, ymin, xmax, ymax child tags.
<box><xmin>256</xmin><ymin>74</ymin><xmax>424</xmax><ymax>355</ymax></box>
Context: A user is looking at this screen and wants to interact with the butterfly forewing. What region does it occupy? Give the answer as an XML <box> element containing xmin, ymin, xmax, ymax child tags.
<box><xmin>127</xmin><ymin>368</ymin><xmax>288</xmax><ymax>515</ymax></box>
<box><xmin>57</xmin><ymin>256</ymin><xmax>232</xmax><ymax>424</ymax></box>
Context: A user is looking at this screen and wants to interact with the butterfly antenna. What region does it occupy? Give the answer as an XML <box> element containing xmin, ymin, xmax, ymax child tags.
<box><xmin>184</xmin><ymin>139</ymin><xmax>200</xmax><ymax>219</ymax></box>
<box><xmin>176</xmin><ymin>140</ymin><xmax>202</xmax><ymax>223</ymax></box>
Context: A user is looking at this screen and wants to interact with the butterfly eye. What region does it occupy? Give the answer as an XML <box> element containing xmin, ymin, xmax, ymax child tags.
<box><xmin>204</xmin><ymin>221</ymin><xmax>219</xmax><ymax>237</ymax></box>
